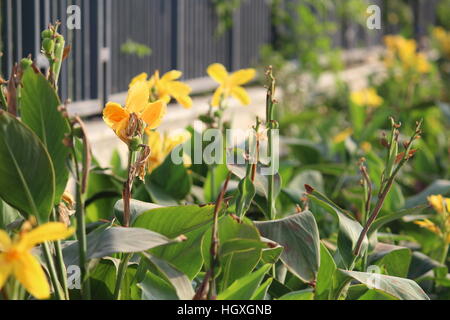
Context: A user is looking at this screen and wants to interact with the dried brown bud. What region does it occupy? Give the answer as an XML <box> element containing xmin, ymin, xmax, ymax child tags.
<box><xmin>304</xmin><ymin>184</ymin><xmax>315</xmax><ymax>194</ymax></box>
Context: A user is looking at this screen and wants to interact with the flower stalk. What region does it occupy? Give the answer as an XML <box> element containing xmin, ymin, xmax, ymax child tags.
<box><xmin>266</xmin><ymin>67</ymin><xmax>277</xmax><ymax>220</ymax></box>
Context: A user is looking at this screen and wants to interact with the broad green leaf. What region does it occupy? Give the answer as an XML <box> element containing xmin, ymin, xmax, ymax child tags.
<box><xmin>255</xmin><ymin>211</ymin><xmax>320</xmax><ymax>283</ymax></box>
<box><xmin>201</xmin><ymin>216</ymin><xmax>264</xmax><ymax>291</ymax></box>
<box><xmin>315</xmin><ymin>243</ymin><xmax>337</xmax><ymax>300</ymax></box>
<box><xmin>21</xmin><ymin>68</ymin><xmax>71</xmax><ymax>204</ymax></box>
<box><xmin>0</xmin><ymin>111</ymin><xmax>55</xmax><ymax>222</ymax></box>
<box><xmin>373</xmin><ymin>248</ymin><xmax>412</xmax><ymax>278</ymax></box>
<box><xmin>141</xmin><ymin>253</ymin><xmax>194</xmax><ymax>300</ymax></box>
<box><xmin>339</xmin><ymin>270</ymin><xmax>430</xmax><ymax>300</ymax></box>
<box><xmin>0</xmin><ymin>200</ymin><xmax>19</xmax><ymax>229</ymax></box>
<box><xmin>408</xmin><ymin>251</ymin><xmax>443</xmax><ymax>279</ymax></box>
<box><xmin>235</xmin><ymin>176</ymin><xmax>256</xmax><ymax>218</ymax></box>
<box><xmin>132</xmin><ymin>204</ymin><xmax>215</xmax><ymax>238</ymax></box>
<box><xmin>204</xmin><ymin>163</ymin><xmax>229</xmax><ymax>202</ymax></box>
<box><xmin>357</xmin><ymin>289</ymin><xmax>397</xmax><ymax>300</ymax></box>
<box><xmin>278</xmin><ymin>288</ymin><xmax>314</xmax><ymax>300</ymax></box>
<box><xmin>217</xmin><ymin>264</ymin><xmax>272</xmax><ymax>300</ymax></box>
<box><xmin>368</xmin><ymin>205</ymin><xmax>428</xmax><ymax>236</ymax></box>
<box><xmin>251</xmin><ymin>278</ymin><xmax>273</xmax><ymax>300</ymax></box>
<box><xmin>63</xmin><ymin>226</ymin><xmax>176</xmax><ymax>266</ymax></box>
<box><xmin>284</xmin><ymin>137</ymin><xmax>321</xmax><ymax>165</ymax></box>
<box><xmin>114</xmin><ymin>199</ymin><xmax>162</xmax><ymax>226</ymax></box>
<box><xmin>138</xmin><ymin>271</ymin><xmax>178</xmax><ymax>300</ymax></box>
<box><xmin>148</xmin><ymin>155</ymin><xmax>192</xmax><ymax>201</ymax></box>
<box><xmin>405</xmin><ymin>180</ymin><xmax>450</xmax><ymax>208</ymax></box>
<box><xmin>307</xmin><ymin>189</ymin><xmax>368</xmax><ymax>269</ymax></box>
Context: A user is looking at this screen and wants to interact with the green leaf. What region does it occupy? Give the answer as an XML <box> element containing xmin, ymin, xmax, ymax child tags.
<box><xmin>227</xmin><ymin>163</ymin><xmax>282</xmax><ymax>200</ymax></box>
<box><xmin>315</xmin><ymin>243</ymin><xmax>337</xmax><ymax>300</ymax></box>
<box><xmin>0</xmin><ymin>111</ymin><xmax>55</xmax><ymax>222</ymax></box>
<box><xmin>368</xmin><ymin>205</ymin><xmax>428</xmax><ymax>236</ymax></box>
<box><xmin>373</xmin><ymin>247</ymin><xmax>412</xmax><ymax>278</ymax></box>
<box><xmin>236</xmin><ymin>176</ymin><xmax>256</xmax><ymax>218</ymax></box>
<box><xmin>114</xmin><ymin>199</ymin><xmax>162</xmax><ymax>226</ymax></box>
<box><xmin>0</xmin><ymin>200</ymin><xmax>19</xmax><ymax>229</ymax></box>
<box><xmin>307</xmin><ymin>190</ymin><xmax>368</xmax><ymax>269</ymax></box>
<box><xmin>339</xmin><ymin>270</ymin><xmax>430</xmax><ymax>300</ymax></box>
<box><xmin>216</xmin><ymin>264</ymin><xmax>272</xmax><ymax>300</ymax></box>
<box><xmin>201</xmin><ymin>216</ymin><xmax>264</xmax><ymax>291</ymax></box>
<box><xmin>278</xmin><ymin>288</ymin><xmax>314</xmax><ymax>300</ymax></box>
<box><xmin>141</xmin><ymin>253</ymin><xmax>194</xmax><ymax>300</ymax></box>
<box><xmin>405</xmin><ymin>180</ymin><xmax>450</xmax><ymax>208</ymax></box>
<box><xmin>251</xmin><ymin>278</ymin><xmax>273</xmax><ymax>300</ymax></box>
<box><xmin>21</xmin><ymin>68</ymin><xmax>71</xmax><ymax>204</ymax></box>
<box><xmin>148</xmin><ymin>155</ymin><xmax>192</xmax><ymax>201</ymax></box>
<box><xmin>408</xmin><ymin>251</ymin><xmax>443</xmax><ymax>279</ymax></box>
<box><xmin>133</xmin><ymin>204</ymin><xmax>215</xmax><ymax>238</ymax></box>
<box><xmin>138</xmin><ymin>271</ymin><xmax>179</xmax><ymax>300</ymax></box>
<box><xmin>255</xmin><ymin>211</ymin><xmax>320</xmax><ymax>283</ymax></box>
<box><xmin>63</xmin><ymin>226</ymin><xmax>176</xmax><ymax>266</ymax></box>
<box><xmin>204</xmin><ymin>163</ymin><xmax>229</xmax><ymax>203</ymax></box>
<box><xmin>357</xmin><ymin>289</ymin><xmax>397</xmax><ymax>300</ymax></box>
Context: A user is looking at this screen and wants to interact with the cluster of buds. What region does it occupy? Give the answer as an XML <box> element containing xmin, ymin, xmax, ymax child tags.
<box><xmin>41</xmin><ymin>22</ymin><xmax>66</xmax><ymax>87</ymax></box>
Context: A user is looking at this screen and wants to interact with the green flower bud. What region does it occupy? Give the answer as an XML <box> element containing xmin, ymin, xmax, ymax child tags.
<box><xmin>55</xmin><ymin>34</ymin><xmax>64</xmax><ymax>44</ymax></box>
<box><xmin>41</xmin><ymin>29</ymin><xmax>53</xmax><ymax>39</ymax></box>
<box><xmin>130</xmin><ymin>137</ymin><xmax>143</xmax><ymax>151</ymax></box>
<box><xmin>42</xmin><ymin>38</ymin><xmax>55</xmax><ymax>55</ymax></box>
<box><xmin>20</xmin><ymin>58</ymin><xmax>33</xmax><ymax>70</ymax></box>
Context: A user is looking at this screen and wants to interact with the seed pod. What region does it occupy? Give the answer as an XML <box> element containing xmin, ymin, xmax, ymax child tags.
<box><xmin>41</xmin><ymin>29</ymin><xmax>53</xmax><ymax>39</ymax></box>
<box><xmin>42</xmin><ymin>38</ymin><xmax>55</xmax><ymax>55</ymax></box>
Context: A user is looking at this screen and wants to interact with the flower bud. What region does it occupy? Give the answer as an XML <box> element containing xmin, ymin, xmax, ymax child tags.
<box><xmin>20</xmin><ymin>58</ymin><xmax>33</xmax><ymax>70</ymax></box>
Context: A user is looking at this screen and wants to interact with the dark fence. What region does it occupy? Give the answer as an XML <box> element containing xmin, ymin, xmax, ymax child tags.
<box><xmin>0</xmin><ymin>0</ymin><xmax>442</xmax><ymax>116</ymax></box>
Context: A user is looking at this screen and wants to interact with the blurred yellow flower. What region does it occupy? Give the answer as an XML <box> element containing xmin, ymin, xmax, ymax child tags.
<box><xmin>130</xmin><ymin>70</ymin><xmax>193</xmax><ymax>109</ymax></box>
<box><xmin>414</xmin><ymin>219</ymin><xmax>442</xmax><ymax>236</ymax></box>
<box><xmin>0</xmin><ymin>223</ymin><xmax>74</xmax><ymax>299</ymax></box>
<box><xmin>433</xmin><ymin>27</ymin><xmax>450</xmax><ymax>59</ymax></box>
<box><xmin>361</xmin><ymin>141</ymin><xmax>372</xmax><ymax>153</ymax></box>
<box><xmin>103</xmin><ymin>81</ymin><xmax>166</xmax><ymax>144</ymax></box>
<box><xmin>207</xmin><ymin>63</ymin><xmax>256</xmax><ymax>107</ymax></box>
<box><xmin>146</xmin><ymin>130</ymin><xmax>191</xmax><ymax>173</ymax></box>
<box><xmin>383</xmin><ymin>35</ymin><xmax>431</xmax><ymax>74</ymax></box>
<box><xmin>332</xmin><ymin>128</ymin><xmax>353</xmax><ymax>144</ymax></box>
<box><xmin>350</xmin><ymin>88</ymin><xmax>383</xmax><ymax>108</ymax></box>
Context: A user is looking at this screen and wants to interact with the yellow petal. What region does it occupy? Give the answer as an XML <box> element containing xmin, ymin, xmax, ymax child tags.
<box><xmin>231</xmin><ymin>86</ymin><xmax>251</xmax><ymax>106</ymax></box>
<box><xmin>103</xmin><ymin>102</ymin><xmax>130</xmax><ymax>130</ymax></box>
<box><xmin>164</xmin><ymin>131</ymin><xmax>191</xmax><ymax>155</ymax></box>
<box><xmin>428</xmin><ymin>195</ymin><xmax>445</xmax><ymax>214</ymax></box>
<box><xmin>0</xmin><ymin>230</ymin><xmax>12</xmax><ymax>251</ymax></box>
<box><xmin>126</xmin><ymin>81</ymin><xmax>151</xmax><ymax>113</ymax></box>
<box><xmin>175</xmin><ymin>95</ymin><xmax>193</xmax><ymax>109</ymax></box>
<box><xmin>0</xmin><ymin>254</ymin><xmax>13</xmax><ymax>289</ymax></box>
<box><xmin>19</xmin><ymin>222</ymin><xmax>75</xmax><ymax>251</ymax></box>
<box><xmin>167</xmin><ymin>81</ymin><xmax>192</xmax><ymax>97</ymax></box>
<box><xmin>211</xmin><ymin>86</ymin><xmax>224</xmax><ymax>107</ymax></box>
<box><xmin>333</xmin><ymin>128</ymin><xmax>354</xmax><ymax>144</ymax></box>
<box><xmin>129</xmin><ymin>72</ymin><xmax>148</xmax><ymax>87</ymax></box>
<box><xmin>207</xmin><ymin>63</ymin><xmax>228</xmax><ymax>84</ymax></box>
<box><xmin>13</xmin><ymin>252</ymin><xmax>50</xmax><ymax>299</ymax></box>
<box><xmin>141</xmin><ymin>101</ymin><xmax>167</xmax><ymax>130</ymax></box>
<box><xmin>230</xmin><ymin>68</ymin><xmax>256</xmax><ymax>86</ymax></box>
<box><xmin>161</xmin><ymin>70</ymin><xmax>182</xmax><ymax>82</ymax></box>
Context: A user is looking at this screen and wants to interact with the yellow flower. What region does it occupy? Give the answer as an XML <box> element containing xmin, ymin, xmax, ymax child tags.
<box><xmin>130</xmin><ymin>70</ymin><xmax>193</xmax><ymax>109</ymax></box>
<box><xmin>350</xmin><ymin>88</ymin><xmax>383</xmax><ymax>108</ymax></box>
<box><xmin>383</xmin><ymin>35</ymin><xmax>431</xmax><ymax>74</ymax></box>
<box><xmin>428</xmin><ymin>195</ymin><xmax>446</xmax><ymax>214</ymax></box>
<box><xmin>414</xmin><ymin>219</ymin><xmax>442</xmax><ymax>236</ymax></box>
<box><xmin>146</xmin><ymin>130</ymin><xmax>191</xmax><ymax>173</ymax></box>
<box><xmin>0</xmin><ymin>223</ymin><xmax>74</xmax><ymax>299</ymax></box>
<box><xmin>207</xmin><ymin>63</ymin><xmax>256</xmax><ymax>107</ymax></box>
<box><xmin>433</xmin><ymin>27</ymin><xmax>450</xmax><ymax>59</ymax></box>
<box><xmin>103</xmin><ymin>81</ymin><xmax>166</xmax><ymax>144</ymax></box>
<box><xmin>332</xmin><ymin>128</ymin><xmax>353</xmax><ymax>144</ymax></box>
<box><xmin>361</xmin><ymin>141</ymin><xmax>372</xmax><ymax>153</ymax></box>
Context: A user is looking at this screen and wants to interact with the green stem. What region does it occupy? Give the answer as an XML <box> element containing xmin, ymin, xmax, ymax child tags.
<box><xmin>71</xmin><ymin>144</ymin><xmax>91</xmax><ymax>300</ymax></box>
<box><xmin>42</xmin><ymin>242</ymin><xmax>65</xmax><ymax>300</ymax></box>
<box><xmin>113</xmin><ymin>253</ymin><xmax>132</xmax><ymax>300</ymax></box>
<box><xmin>51</xmin><ymin>208</ymin><xmax>69</xmax><ymax>299</ymax></box>
<box><xmin>267</xmin><ymin>126</ymin><xmax>276</xmax><ymax>220</ymax></box>
<box><xmin>440</xmin><ymin>243</ymin><xmax>449</xmax><ymax>265</ymax></box>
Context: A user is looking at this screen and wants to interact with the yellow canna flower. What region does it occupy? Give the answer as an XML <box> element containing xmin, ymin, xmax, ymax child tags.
<box><xmin>383</xmin><ymin>35</ymin><xmax>431</xmax><ymax>74</ymax></box>
<box><xmin>130</xmin><ymin>70</ymin><xmax>193</xmax><ymax>109</ymax></box>
<box><xmin>428</xmin><ymin>195</ymin><xmax>446</xmax><ymax>214</ymax></box>
<box><xmin>414</xmin><ymin>219</ymin><xmax>442</xmax><ymax>236</ymax></box>
<box><xmin>332</xmin><ymin>128</ymin><xmax>353</xmax><ymax>144</ymax></box>
<box><xmin>103</xmin><ymin>81</ymin><xmax>167</xmax><ymax>144</ymax></box>
<box><xmin>350</xmin><ymin>88</ymin><xmax>383</xmax><ymax>108</ymax></box>
<box><xmin>361</xmin><ymin>141</ymin><xmax>372</xmax><ymax>153</ymax></box>
<box><xmin>433</xmin><ymin>27</ymin><xmax>450</xmax><ymax>59</ymax></box>
<box><xmin>146</xmin><ymin>130</ymin><xmax>191</xmax><ymax>173</ymax></box>
<box><xmin>207</xmin><ymin>63</ymin><xmax>256</xmax><ymax>107</ymax></box>
<box><xmin>0</xmin><ymin>223</ymin><xmax>74</xmax><ymax>299</ymax></box>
